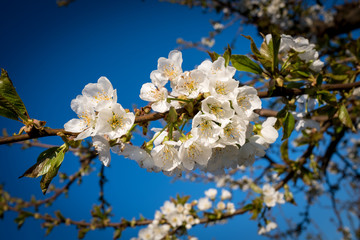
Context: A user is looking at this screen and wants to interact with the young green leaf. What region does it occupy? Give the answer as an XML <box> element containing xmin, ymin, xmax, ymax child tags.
<box><xmin>271</xmin><ymin>33</ymin><xmax>281</xmax><ymax>72</ymax></box>
<box><xmin>241</xmin><ymin>35</ymin><xmax>261</xmax><ymax>57</ymax></box>
<box><xmin>19</xmin><ymin>146</ymin><xmax>66</xmax><ymax>194</ymax></box>
<box><xmin>206</xmin><ymin>51</ymin><xmax>220</xmax><ymax>62</ymax></box>
<box><xmin>19</xmin><ymin>147</ymin><xmax>64</xmax><ymax>178</ymax></box>
<box><xmin>223</xmin><ymin>45</ymin><xmax>232</xmax><ymax>67</ymax></box>
<box><xmin>282</xmin><ymin>112</ymin><xmax>295</xmax><ymax>140</ymax></box>
<box><xmin>40</xmin><ymin>149</ymin><xmax>65</xmax><ymax>194</ymax></box>
<box><xmin>0</xmin><ymin>69</ymin><xmax>29</xmax><ymax>121</ymax></box>
<box><xmin>338</xmin><ymin>104</ymin><xmax>355</xmax><ymax>131</ymax></box>
<box><xmin>231</xmin><ymin>55</ymin><xmax>263</xmax><ymax>75</ymax></box>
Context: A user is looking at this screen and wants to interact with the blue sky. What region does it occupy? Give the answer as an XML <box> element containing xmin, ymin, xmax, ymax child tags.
<box><xmin>0</xmin><ymin>0</ymin><xmax>347</xmax><ymax>239</ymax></box>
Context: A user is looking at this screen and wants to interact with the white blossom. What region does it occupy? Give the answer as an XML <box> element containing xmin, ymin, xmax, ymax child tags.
<box><xmin>156</xmin><ymin>50</ymin><xmax>183</xmax><ymax>81</ymax></box>
<box><xmin>204</xmin><ymin>188</ymin><xmax>217</xmax><ymax>200</ymax></box>
<box><xmin>92</xmin><ymin>135</ymin><xmax>111</xmax><ymax>166</ymax></box>
<box><xmin>201</xmin><ymin>37</ymin><xmax>215</xmax><ymax>48</ymax></box>
<box><xmin>139</xmin><ymin>83</ymin><xmax>170</xmax><ymax>113</ymax></box>
<box><xmin>208</xmin><ymin>77</ymin><xmax>239</xmax><ymax>101</ymax></box>
<box><xmin>81</xmin><ymin>76</ymin><xmax>117</xmax><ymax>111</ymax></box>
<box><xmin>238</xmin><ymin>136</ymin><xmax>267</xmax><ymax>166</ymax></box>
<box><xmin>114</xmin><ymin>144</ymin><xmax>159</xmax><ymax>172</ymax></box>
<box><xmin>221</xmin><ymin>189</ymin><xmax>232</xmax><ymax>200</ymax></box>
<box><xmin>191</xmin><ymin>113</ymin><xmax>222</xmax><ymax>146</ymax></box>
<box><xmin>262</xmin><ymin>184</ymin><xmax>285</xmax><ymax>208</ymax></box>
<box><xmin>171</xmin><ymin>70</ymin><xmax>207</xmax><ymax>98</ymax></box>
<box><xmin>198</xmin><ymin>57</ymin><xmax>236</xmax><ymax>80</ymax></box>
<box><xmin>64</xmin><ymin>96</ymin><xmax>97</xmax><ymax>140</ymax></box>
<box><xmin>217</xmin><ymin>201</ymin><xmax>226</xmax><ymax>210</ymax></box>
<box><xmin>197</xmin><ymin>197</ymin><xmax>212</xmax><ymax>211</ymax></box>
<box><xmin>232</xmin><ymin>86</ymin><xmax>262</xmax><ymax>120</ymax></box>
<box><xmin>219</xmin><ymin>115</ymin><xmax>247</xmax><ymax>146</ymax></box>
<box><xmin>201</xmin><ymin>96</ymin><xmax>234</xmax><ymax>123</ymax></box>
<box><xmin>151</xmin><ymin>141</ymin><xmax>181</xmax><ymax>171</ymax></box>
<box><xmin>258</xmin><ymin>221</ymin><xmax>278</xmax><ymax>235</ymax></box>
<box><xmin>160</xmin><ymin>201</ymin><xmax>177</xmax><ymax>215</ymax></box>
<box><xmin>178</xmin><ymin>136</ymin><xmax>212</xmax><ymax>170</ymax></box>
<box><xmin>213</xmin><ymin>22</ymin><xmax>224</xmax><ymax>31</ymax></box>
<box><xmin>95</xmin><ymin>103</ymin><xmax>135</xmax><ymax>139</ymax></box>
<box><xmin>260</xmin><ymin>117</ymin><xmax>279</xmax><ymax>145</ymax></box>
<box><xmin>226</xmin><ymin>202</ymin><xmax>236</xmax><ymax>214</ymax></box>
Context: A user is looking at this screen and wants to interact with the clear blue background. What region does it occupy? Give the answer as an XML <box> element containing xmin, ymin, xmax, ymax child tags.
<box><xmin>0</xmin><ymin>0</ymin><xmax>348</xmax><ymax>239</ymax></box>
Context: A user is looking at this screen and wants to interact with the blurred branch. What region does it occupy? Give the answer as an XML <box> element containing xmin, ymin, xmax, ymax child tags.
<box><xmin>56</xmin><ymin>0</ymin><xmax>76</xmax><ymax>7</ymax></box>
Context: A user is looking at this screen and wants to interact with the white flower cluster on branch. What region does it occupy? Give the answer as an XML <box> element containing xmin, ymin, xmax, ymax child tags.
<box><xmin>64</xmin><ymin>50</ymin><xmax>279</xmax><ymax>175</ymax></box>
<box><xmin>265</xmin><ymin>34</ymin><xmax>324</xmax><ymax>72</ymax></box>
<box><xmin>132</xmin><ymin>188</ymin><xmax>236</xmax><ymax>240</ymax></box>
<box><xmin>64</xmin><ymin>77</ymin><xmax>135</xmax><ymax>166</ymax></box>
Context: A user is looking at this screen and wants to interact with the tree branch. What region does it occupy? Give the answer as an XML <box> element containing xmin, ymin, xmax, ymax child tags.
<box><xmin>1</xmin><ymin>82</ymin><xmax>358</xmax><ymax>145</ymax></box>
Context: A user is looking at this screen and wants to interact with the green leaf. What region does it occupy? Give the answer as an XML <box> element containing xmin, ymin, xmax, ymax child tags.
<box><xmin>113</xmin><ymin>228</ymin><xmax>122</xmax><ymax>239</ymax></box>
<box><xmin>40</xmin><ymin>151</ymin><xmax>65</xmax><ymax>195</ymax></box>
<box><xmin>327</xmin><ymin>73</ymin><xmax>348</xmax><ymax>82</ymax></box>
<box><xmin>0</xmin><ymin>69</ymin><xmax>29</xmax><ymax>121</ymax></box>
<box><xmin>206</xmin><ymin>51</ymin><xmax>220</xmax><ymax>62</ymax></box>
<box><xmin>242</xmin><ymin>204</ymin><xmax>254</xmax><ymax>211</ymax></box>
<box><xmin>19</xmin><ymin>146</ymin><xmax>66</xmax><ymax>194</ymax></box>
<box><xmin>78</xmin><ymin>228</ymin><xmax>90</xmax><ymax>239</ymax></box>
<box><xmin>241</xmin><ymin>35</ymin><xmax>261</xmax><ymax>57</ymax></box>
<box><xmin>282</xmin><ymin>112</ymin><xmax>295</xmax><ymax>140</ymax></box>
<box><xmin>271</xmin><ymin>33</ymin><xmax>281</xmax><ymax>72</ymax></box>
<box><xmin>19</xmin><ymin>147</ymin><xmax>63</xmax><ymax>178</ymax></box>
<box><xmin>250</xmin><ymin>183</ymin><xmax>262</xmax><ymax>194</ymax></box>
<box><xmin>223</xmin><ymin>45</ymin><xmax>231</xmax><ymax>67</ymax></box>
<box><xmin>231</xmin><ymin>55</ymin><xmax>263</xmax><ymax>75</ymax></box>
<box><xmin>338</xmin><ymin>104</ymin><xmax>355</xmax><ymax>131</ymax></box>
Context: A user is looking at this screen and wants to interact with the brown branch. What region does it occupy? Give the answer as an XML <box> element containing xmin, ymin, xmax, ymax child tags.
<box><xmin>257</xmin><ymin>81</ymin><xmax>360</xmax><ymax>98</ymax></box>
<box><xmin>0</xmin><ymin>128</ymin><xmax>75</xmax><ymax>145</ymax></box>
<box><xmin>319</xmin><ymin>128</ymin><xmax>346</xmax><ymax>173</ymax></box>
<box><xmin>1</xmin><ymin>82</ymin><xmax>358</xmax><ymax>145</ymax></box>
<box><xmin>275</xmin><ymin>144</ymin><xmax>315</xmax><ymax>191</ymax></box>
<box><xmin>311</xmin><ymin>2</ymin><xmax>360</xmax><ymax>39</ymax></box>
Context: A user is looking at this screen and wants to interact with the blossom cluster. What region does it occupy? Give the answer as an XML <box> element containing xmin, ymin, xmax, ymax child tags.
<box><xmin>265</xmin><ymin>34</ymin><xmax>324</xmax><ymax>72</ymax></box>
<box><xmin>134</xmin><ymin>50</ymin><xmax>278</xmax><ymax>175</ymax></box>
<box><xmin>132</xmin><ymin>188</ymin><xmax>236</xmax><ymax>240</ymax></box>
<box><xmin>64</xmin><ymin>50</ymin><xmax>279</xmax><ymax>175</ymax></box>
<box><xmin>64</xmin><ymin>77</ymin><xmax>135</xmax><ymax>166</ymax></box>
<box><xmin>131</xmin><ymin>200</ymin><xmax>200</xmax><ymax>240</ymax></box>
<box><xmin>198</xmin><ymin>188</ymin><xmax>236</xmax><ymax>214</ymax></box>
<box><xmin>262</xmin><ymin>183</ymin><xmax>285</xmax><ymax>208</ymax></box>
<box><xmin>222</xmin><ymin>0</ymin><xmax>334</xmax><ymax>31</ymax></box>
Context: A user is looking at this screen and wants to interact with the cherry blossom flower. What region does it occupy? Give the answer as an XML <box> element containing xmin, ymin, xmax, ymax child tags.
<box><xmin>81</xmin><ymin>76</ymin><xmax>117</xmax><ymax>111</ymax></box>
<box><xmin>197</xmin><ymin>197</ymin><xmax>212</xmax><ymax>211</ymax></box>
<box><xmin>201</xmin><ymin>96</ymin><xmax>234</xmax><ymax>123</ymax></box>
<box><xmin>232</xmin><ymin>86</ymin><xmax>262</xmax><ymax>121</ymax></box>
<box><xmin>156</xmin><ymin>50</ymin><xmax>183</xmax><ymax>81</ymax></box>
<box><xmin>191</xmin><ymin>113</ymin><xmax>222</xmax><ymax>146</ymax></box>
<box><xmin>92</xmin><ymin>135</ymin><xmax>111</xmax><ymax>166</ymax></box>
<box><xmin>64</xmin><ymin>97</ymin><xmax>97</xmax><ymax>140</ymax></box>
<box><xmin>171</xmin><ymin>70</ymin><xmax>207</xmax><ymax>98</ymax></box>
<box><xmin>151</xmin><ymin>141</ymin><xmax>181</xmax><ymax>171</ymax></box>
<box><xmin>139</xmin><ymin>83</ymin><xmax>170</xmax><ymax>113</ymax></box>
<box><xmin>204</xmin><ymin>188</ymin><xmax>217</xmax><ymax>200</ymax></box>
<box><xmin>95</xmin><ymin>103</ymin><xmax>135</xmax><ymax>140</ymax></box>
<box><xmin>219</xmin><ymin>115</ymin><xmax>247</xmax><ymax>146</ymax></box>
<box><xmin>221</xmin><ymin>189</ymin><xmax>232</xmax><ymax>200</ymax></box>
<box><xmin>178</xmin><ymin>136</ymin><xmax>212</xmax><ymax>170</ymax></box>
